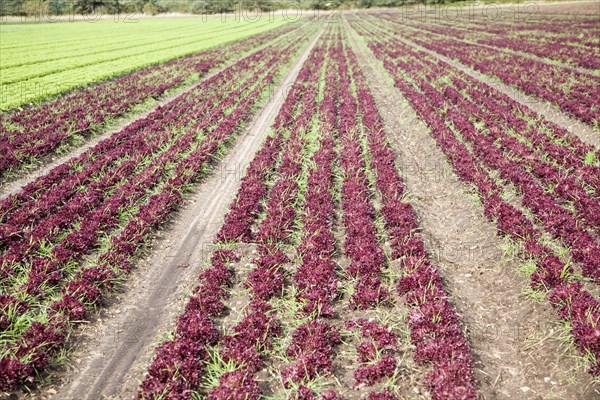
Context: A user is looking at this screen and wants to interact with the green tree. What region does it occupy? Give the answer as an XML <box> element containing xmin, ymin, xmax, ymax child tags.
<box><xmin>48</xmin><ymin>0</ymin><xmax>68</xmax><ymax>14</ymax></box>
<box><xmin>21</xmin><ymin>0</ymin><xmax>48</xmax><ymax>16</ymax></box>
<box><xmin>142</xmin><ymin>0</ymin><xmax>159</xmax><ymax>14</ymax></box>
<box><xmin>73</xmin><ymin>0</ymin><xmax>105</xmax><ymax>14</ymax></box>
<box><xmin>1</xmin><ymin>0</ymin><xmax>24</xmax><ymax>16</ymax></box>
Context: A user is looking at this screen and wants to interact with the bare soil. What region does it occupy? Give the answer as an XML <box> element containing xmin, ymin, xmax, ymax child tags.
<box><xmin>0</xmin><ymin>81</ymin><xmax>196</xmax><ymax>200</ymax></box>
<box><xmin>530</xmin><ymin>0</ymin><xmax>600</xmax><ymax>14</ymax></box>
<box><xmin>0</xmin><ymin>32</ymin><xmax>296</xmax><ymax>200</ymax></box>
<box><xmin>392</xmin><ymin>34</ymin><xmax>600</xmax><ymax>148</ymax></box>
<box><xmin>9</xmin><ymin>27</ymin><xmax>323</xmax><ymax>400</ymax></box>
<box><xmin>365</xmin><ymin>1</ymin><xmax>600</xmax><ymax>16</ymax></box>
<box><xmin>345</xmin><ymin>18</ymin><xmax>598</xmax><ymax>400</ymax></box>
<box><xmin>328</xmin><ymin>185</ymin><xmax>430</xmax><ymax>398</ymax></box>
<box><xmin>472</xmin><ymin>41</ymin><xmax>598</xmax><ymax>77</ymax></box>
<box><xmin>3</xmin><ymin>5</ymin><xmax>598</xmax><ymax>399</ymax></box>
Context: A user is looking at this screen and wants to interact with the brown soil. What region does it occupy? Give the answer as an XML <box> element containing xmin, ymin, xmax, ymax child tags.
<box><xmin>10</xmin><ymin>27</ymin><xmax>324</xmax><ymax>400</ymax></box>
<box><xmin>345</xmin><ymin>18</ymin><xmax>598</xmax><ymax>400</ymax></box>
<box><xmin>0</xmin><ymin>30</ymin><xmax>297</xmax><ymax>200</ymax></box>
<box><xmin>390</xmin><ymin>34</ymin><xmax>600</xmax><ymax>147</ymax></box>
<box><xmin>472</xmin><ymin>41</ymin><xmax>598</xmax><ymax>77</ymax></box>
<box><xmin>327</xmin><ymin>180</ymin><xmax>431</xmax><ymax>398</ymax></box>
<box><xmin>0</xmin><ymin>81</ymin><xmax>197</xmax><ymax>200</ymax></box>
<box><xmin>3</xmin><ymin>5</ymin><xmax>598</xmax><ymax>399</ymax></box>
<box><xmin>380</xmin><ymin>13</ymin><xmax>599</xmax><ymax>78</ymax></box>
<box><xmin>530</xmin><ymin>1</ymin><xmax>600</xmax><ymax>15</ymax></box>
<box><xmin>363</xmin><ymin>1</ymin><xmax>599</xmax><ymax>16</ymax></box>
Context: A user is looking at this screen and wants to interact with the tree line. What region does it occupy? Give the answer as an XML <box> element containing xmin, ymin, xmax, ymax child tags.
<box><xmin>1</xmin><ymin>0</ymin><xmax>451</xmax><ymax>17</ymax></box>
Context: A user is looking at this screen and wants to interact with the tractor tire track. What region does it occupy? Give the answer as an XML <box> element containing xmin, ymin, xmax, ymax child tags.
<box><xmin>345</xmin><ymin>18</ymin><xmax>597</xmax><ymax>400</ymax></box>
<box><xmin>38</xmin><ymin>25</ymin><xmax>324</xmax><ymax>400</ymax></box>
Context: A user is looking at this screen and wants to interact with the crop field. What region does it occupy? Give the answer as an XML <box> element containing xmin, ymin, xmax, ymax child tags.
<box><xmin>0</xmin><ymin>17</ymin><xmax>290</xmax><ymax>109</ymax></box>
<box><xmin>0</xmin><ymin>2</ymin><xmax>599</xmax><ymax>400</ymax></box>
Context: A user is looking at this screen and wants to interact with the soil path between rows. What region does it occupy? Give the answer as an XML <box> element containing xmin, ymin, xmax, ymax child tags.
<box><xmin>0</xmin><ymin>76</ymin><xmax>216</xmax><ymax>201</ymax></box>
<box><xmin>0</xmin><ymin>31</ymin><xmax>293</xmax><ymax>201</ymax></box>
<box><xmin>41</xmin><ymin>26</ymin><xmax>324</xmax><ymax>400</ymax></box>
<box><xmin>388</xmin><ymin>28</ymin><xmax>600</xmax><ymax>147</ymax></box>
<box><xmin>468</xmin><ymin>41</ymin><xmax>598</xmax><ymax>78</ymax></box>
<box><xmin>389</xmin><ymin>19</ymin><xmax>600</xmax><ymax>78</ymax></box>
<box><xmin>345</xmin><ymin>18</ymin><xmax>597</xmax><ymax>400</ymax></box>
